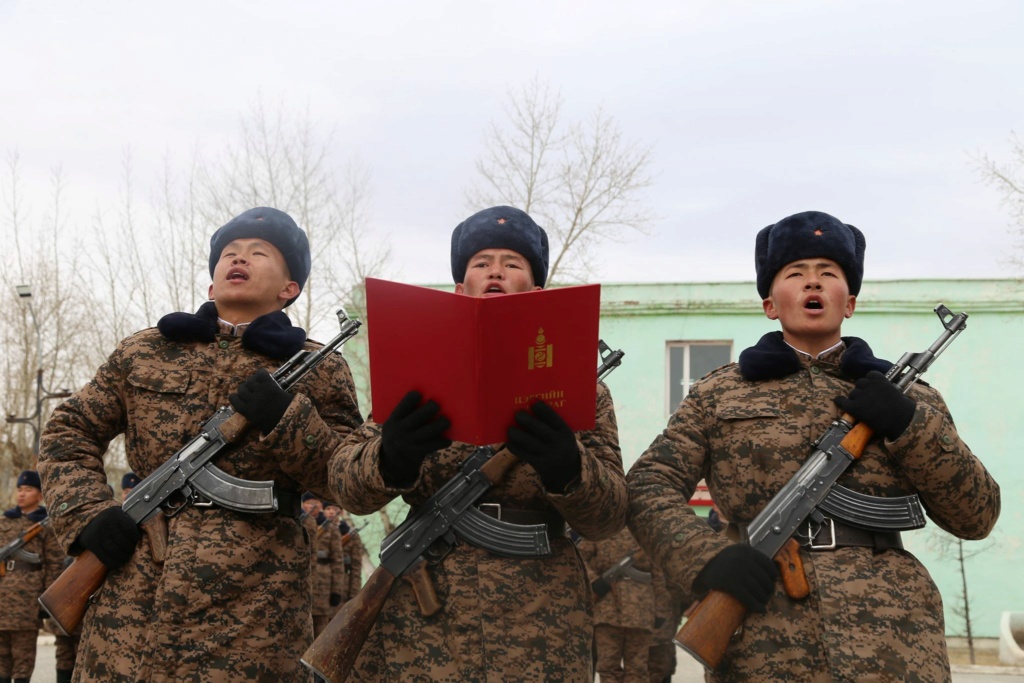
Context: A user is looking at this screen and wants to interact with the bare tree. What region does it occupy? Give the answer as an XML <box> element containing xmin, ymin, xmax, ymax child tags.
<box><xmin>927</xmin><ymin>528</ymin><xmax>996</xmax><ymax>664</ymax></box>
<box><xmin>973</xmin><ymin>132</ymin><xmax>1024</xmax><ymax>270</ymax></box>
<box><xmin>467</xmin><ymin>77</ymin><xmax>655</xmax><ymax>284</ymax></box>
<box><xmin>1</xmin><ymin>154</ymin><xmax>93</xmax><ymax>502</ymax></box>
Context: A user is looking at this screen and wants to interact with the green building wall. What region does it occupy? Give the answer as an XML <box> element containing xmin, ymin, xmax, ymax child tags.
<box><xmin>598</xmin><ymin>278</ymin><xmax>1023</xmax><ymax>639</ymax></box>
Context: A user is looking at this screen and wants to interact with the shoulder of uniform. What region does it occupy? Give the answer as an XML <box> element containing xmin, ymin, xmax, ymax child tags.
<box><xmin>695</xmin><ymin>362</ymin><xmax>741</xmax><ymax>386</ymax></box>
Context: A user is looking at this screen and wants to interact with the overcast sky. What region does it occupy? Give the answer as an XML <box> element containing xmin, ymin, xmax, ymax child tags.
<box><xmin>2</xmin><ymin>0</ymin><xmax>1022</xmax><ymax>288</ymax></box>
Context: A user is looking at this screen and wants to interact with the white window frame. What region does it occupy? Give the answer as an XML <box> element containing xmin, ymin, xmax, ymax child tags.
<box><xmin>666</xmin><ymin>340</ymin><xmax>732</xmax><ymax>415</ymax></box>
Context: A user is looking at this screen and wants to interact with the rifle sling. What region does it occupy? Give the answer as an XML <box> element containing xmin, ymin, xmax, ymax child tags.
<box><xmin>4</xmin><ymin>559</ymin><xmax>43</xmax><ymax>572</ymax></box>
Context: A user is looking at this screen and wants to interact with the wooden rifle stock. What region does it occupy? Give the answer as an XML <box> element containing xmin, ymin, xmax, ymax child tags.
<box><xmin>302</xmin><ymin>563</ymin><xmax>398</xmax><ymax>683</ymax></box>
<box><xmin>0</xmin><ymin>521</ymin><xmax>47</xmax><ymax>578</ymax></box>
<box><xmin>674</xmin><ymin>417</ymin><xmax>872</xmax><ymax>671</ymax></box>
<box><xmin>38</xmin><ymin>550</ymin><xmax>106</xmax><ymax>635</ymax></box>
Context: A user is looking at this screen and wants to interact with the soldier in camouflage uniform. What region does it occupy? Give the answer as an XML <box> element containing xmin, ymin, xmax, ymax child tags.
<box><xmin>578</xmin><ymin>527</ymin><xmax>658</xmax><ymax>683</ymax></box>
<box><xmin>647</xmin><ymin>574</ymin><xmax>688</xmax><ymax>683</ymax></box>
<box><xmin>0</xmin><ymin>471</ymin><xmax>64</xmax><ymax>683</ymax></box>
<box><xmin>39</xmin><ymin>207</ymin><xmax>363</xmax><ymax>683</ymax></box>
<box><xmin>329</xmin><ymin>206</ymin><xmax>628</xmax><ymax>681</ymax></box>
<box><xmin>300</xmin><ymin>493</ymin><xmax>347</xmax><ymax>636</ymax></box>
<box><xmin>322</xmin><ymin>503</ymin><xmax>364</xmax><ymax>610</ymax></box>
<box><xmin>627</xmin><ymin>211</ymin><xmax>1001</xmax><ymax>682</ymax></box>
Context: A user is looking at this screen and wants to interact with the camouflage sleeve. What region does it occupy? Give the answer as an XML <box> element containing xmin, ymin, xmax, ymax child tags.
<box><xmin>39</xmin><ymin>340</ymin><xmax>130</xmax><ymax>552</ymax></box>
<box><xmin>626</xmin><ymin>383</ymin><xmax>731</xmax><ymax>596</ymax></box>
<box><xmin>886</xmin><ymin>385</ymin><xmax>1000</xmax><ymax>539</ymax></box>
<box><xmin>328</xmin><ymin>525</ymin><xmax>346</xmax><ymax>598</ymax></box>
<box><xmin>547</xmin><ymin>382</ymin><xmax>627</xmax><ymax>541</ymax></box>
<box><xmin>260</xmin><ymin>352</ymin><xmax>363</xmax><ymax>502</ymax></box>
<box><xmin>328</xmin><ymin>419</ymin><xmax>416</xmax><ymax>514</ymax></box>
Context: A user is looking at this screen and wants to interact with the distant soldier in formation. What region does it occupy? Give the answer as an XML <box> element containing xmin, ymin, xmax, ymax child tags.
<box><xmin>300</xmin><ymin>493</ymin><xmax>347</xmax><ymax>637</ymax></box>
<box><xmin>119</xmin><ymin>472</ymin><xmax>140</xmax><ymax>503</ymax></box>
<box><xmin>578</xmin><ymin>527</ymin><xmax>658</xmax><ymax>683</ymax></box>
<box><xmin>646</xmin><ymin>575</ymin><xmax>688</xmax><ymax>683</ymax></box>
<box><xmin>322</xmin><ymin>502</ymin><xmax>364</xmax><ymax>609</ymax></box>
<box><xmin>0</xmin><ymin>470</ymin><xmax>63</xmax><ymax>683</ymax></box>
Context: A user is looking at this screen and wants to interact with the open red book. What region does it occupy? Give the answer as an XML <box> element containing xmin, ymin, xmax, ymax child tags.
<box><xmin>366</xmin><ymin>277</ymin><xmax>601</xmax><ymax>445</ymax></box>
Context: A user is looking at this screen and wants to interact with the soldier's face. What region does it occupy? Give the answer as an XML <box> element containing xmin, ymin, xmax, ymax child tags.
<box><xmin>208</xmin><ymin>239</ymin><xmax>299</xmax><ymax>315</ymax></box>
<box><xmin>323</xmin><ymin>506</ymin><xmax>340</xmax><ymax>520</ymax></box>
<box><xmin>302</xmin><ymin>499</ymin><xmax>322</xmax><ymax>516</ymax></box>
<box><xmin>455</xmin><ymin>249</ymin><xmax>541</xmax><ymax>298</ymax></box>
<box><xmin>763</xmin><ymin>258</ymin><xmax>855</xmax><ymax>351</ymax></box>
<box><xmin>16</xmin><ymin>485</ymin><xmax>42</xmax><ymax>511</ymax></box>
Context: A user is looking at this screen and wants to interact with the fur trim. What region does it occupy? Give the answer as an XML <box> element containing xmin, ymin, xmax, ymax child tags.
<box><xmin>739</xmin><ymin>332</ymin><xmax>891</xmax><ymax>381</ymax></box>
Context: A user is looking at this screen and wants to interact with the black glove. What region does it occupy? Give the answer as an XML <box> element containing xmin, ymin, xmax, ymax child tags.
<box><xmin>591</xmin><ymin>577</ymin><xmax>612</xmax><ymax>598</ymax></box>
<box><xmin>506</xmin><ymin>401</ymin><xmax>581</xmax><ymax>493</ymax></box>
<box><xmin>329</xmin><ymin>592</ymin><xmax>342</xmax><ymax>607</ymax></box>
<box><xmin>229</xmin><ymin>368</ymin><xmax>294</xmax><ymax>435</ymax></box>
<box><xmin>380</xmin><ymin>391</ymin><xmax>452</xmax><ymax>487</ymax></box>
<box><xmin>77</xmin><ymin>507</ymin><xmax>142</xmax><ymax>570</ymax></box>
<box><xmin>692</xmin><ymin>544</ymin><xmax>778</xmax><ymax>613</ymax></box>
<box><xmin>833</xmin><ymin>370</ymin><xmax>916</xmax><ymax>441</ymax></box>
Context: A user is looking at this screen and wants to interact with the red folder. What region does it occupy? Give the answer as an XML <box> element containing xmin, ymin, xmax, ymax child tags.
<box><xmin>366</xmin><ymin>277</ymin><xmax>601</xmax><ymax>446</ymax></box>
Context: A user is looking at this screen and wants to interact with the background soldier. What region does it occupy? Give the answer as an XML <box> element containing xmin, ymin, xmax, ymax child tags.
<box><xmin>329</xmin><ymin>206</ymin><xmax>628</xmax><ymax>681</ymax></box>
<box><xmin>300</xmin><ymin>493</ymin><xmax>346</xmax><ymax>637</ymax></box>
<box><xmin>646</xmin><ymin>576</ymin><xmax>688</xmax><ymax>683</ymax></box>
<box><xmin>39</xmin><ymin>207</ymin><xmax>363</xmax><ymax>682</ymax></box>
<box><xmin>578</xmin><ymin>527</ymin><xmax>657</xmax><ymax>683</ymax></box>
<box><xmin>119</xmin><ymin>472</ymin><xmax>140</xmax><ymax>503</ymax></box>
<box><xmin>322</xmin><ymin>503</ymin><xmax>363</xmax><ymax>610</ymax></box>
<box><xmin>0</xmin><ymin>471</ymin><xmax>63</xmax><ymax>683</ymax></box>
<box><xmin>627</xmin><ymin>210</ymin><xmax>1001</xmax><ymax>681</ymax></box>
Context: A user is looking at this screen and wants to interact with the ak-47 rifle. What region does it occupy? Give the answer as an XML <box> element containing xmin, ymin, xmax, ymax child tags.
<box><xmin>302</xmin><ymin>340</ymin><xmax>625</xmax><ymax>683</ymax></box>
<box><xmin>0</xmin><ymin>517</ymin><xmax>50</xmax><ymax>577</ymax></box>
<box><xmin>591</xmin><ymin>552</ymin><xmax>652</xmax><ymax>599</ymax></box>
<box><xmin>39</xmin><ymin>309</ymin><xmax>362</xmax><ymax>635</ymax></box>
<box><xmin>674</xmin><ymin>304</ymin><xmax>968</xmax><ymax>671</ymax></box>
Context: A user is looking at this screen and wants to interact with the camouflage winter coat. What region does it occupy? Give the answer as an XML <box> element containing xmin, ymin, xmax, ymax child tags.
<box><xmin>329</xmin><ymin>381</ymin><xmax>627</xmax><ymax>682</ymax></box>
<box><xmin>304</xmin><ymin>513</ymin><xmax>346</xmax><ymax>617</ymax></box>
<box><xmin>39</xmin><ymin>317</ymin><xmax>362</xmax><ymax>683</ymax></box>
<box><xmin>338</xmin><ymin>521</ymin><xmax>364</xmax><ymax>606</ymax></box>
<box><xmin>0</xmin><ymin>506</ymin><xmax>64</xmax><ymax>630</ymax></box>
<box><xmin>578</xmin><ymin>526</ymin><xmax>658</xmax><ymax>631</ymax></box>
<box><xmin>627</xmin><ymin>334</ymin><xmax>1000</xmax><ymax>683</ymax></box>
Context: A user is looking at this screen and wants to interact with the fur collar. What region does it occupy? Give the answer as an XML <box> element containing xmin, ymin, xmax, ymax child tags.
<box><xmin>3</xmin><ymin>506</ymin><xmax>48</xmax><ymax>522</ymax></box>
<box><xmin>157</xmin><ymin>301</ymin><xmax>307</xmax><ymax>360</ymax></box>
<box><xmin>738</xmin><ymin>332</ymin><xmax>892</xmax><ymax>382</ymax></box>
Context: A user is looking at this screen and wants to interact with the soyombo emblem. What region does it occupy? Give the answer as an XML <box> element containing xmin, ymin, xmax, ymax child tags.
<box><xmin>528</xmin><ymin>327</ymin><xmax>553</xmax><ymax>370</ymax></box>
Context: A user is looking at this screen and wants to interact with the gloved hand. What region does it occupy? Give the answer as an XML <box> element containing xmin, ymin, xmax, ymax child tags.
<box><xmin>591</xmin><ymin>577</ymin><xmax>612</xmax><ymax>598</ymax></box>
<box><xmin>77</xmin><ymin>507</ymin><xmax>142</xmax><ymax>570</ymax></box>
<box><xmin>833</xmin><ymin>370</ymin><xmax>917</xmax><ymax>441</ymax></box>
<box><xmin>506</xmin><ymin>401</ymin><xmax>581</xmax><ymax>493</ymax></box>
<box><xmin>329</xmin><ymin>592</ymin><xmax>342</xmax><ymax>607</ymax></box>
<box><xmin>380</xmin><ymin>391</ymin><xmax>452</xmax><ymax>487</ymax></box>
<box><xmin>229</xmin><ymin>368</ymin><xmax>294</xmax><ymax>435</ymax></box>
<box><xmin>692</xmin><ymin>544</ymin><xmax>778</xmax><ymax>613</ymax></box>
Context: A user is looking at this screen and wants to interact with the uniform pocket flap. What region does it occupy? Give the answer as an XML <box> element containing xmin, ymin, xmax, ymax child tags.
<box><xmin>127</xmin><ymin>363</ymin><xmax>191</xmax><ymax>394</ymax></box>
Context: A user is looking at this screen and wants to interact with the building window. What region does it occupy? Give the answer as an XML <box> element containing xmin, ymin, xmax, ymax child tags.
<box><xmin>668</xmin><ymin>342</ymin><xmax>732</xmax><ymax>413</ymax></box>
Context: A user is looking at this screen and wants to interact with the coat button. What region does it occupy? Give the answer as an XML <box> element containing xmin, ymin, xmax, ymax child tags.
<box><xmin>219</xmin><ymin>340</ymin><xmax>230</xmax><ymax>349</ymax></box>
<box><xmin>941</xmin><ymin>435</ymin><xmax>952</xmax><ymax>445</ymax></box>
<box><xmin>59</xmin><ymin>502</ymin><xmax>68</xmax><ymax>511</ymax></box>
<box><xmin>673</xmin><ymin>532</ymin><xmax>685</xmax><ymax>542</ymax></box>
<box><xmin>304</xmin><ymin>434</ymin><xmax>318</xmax><ymax>447</ymax></box>
<box><xmin>810</xmin><ymin>365</ymin><xmax>821</xmax><ymax>375</ymax></box>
